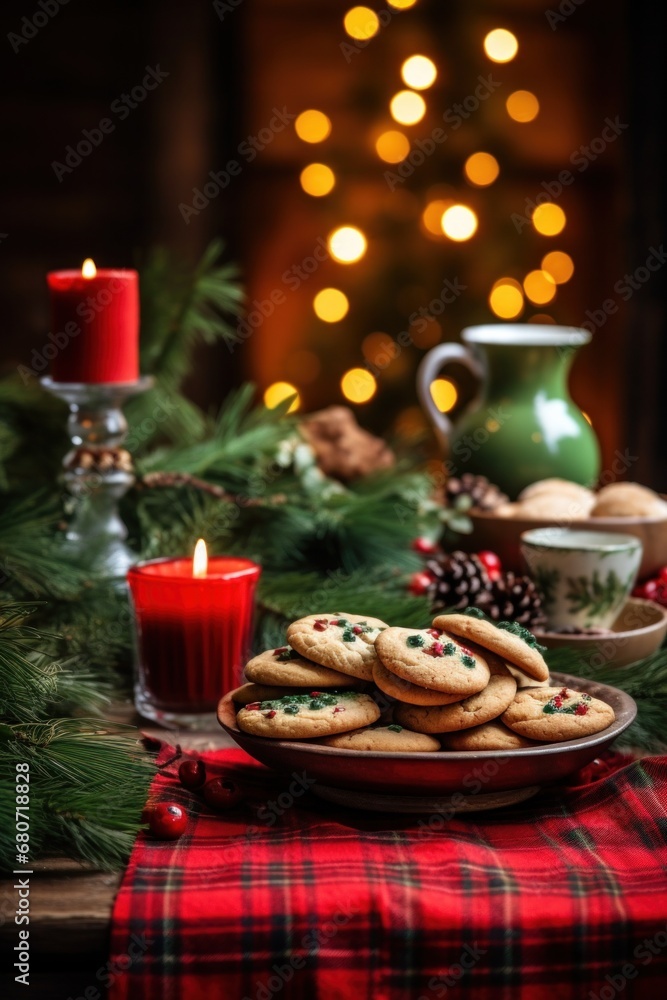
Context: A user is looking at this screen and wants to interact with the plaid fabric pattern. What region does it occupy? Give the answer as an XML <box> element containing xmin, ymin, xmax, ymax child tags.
<box><xmin>109</xmin><ymin>747</ymin><xmax>667</xmax><ymax>1000</ymax></box>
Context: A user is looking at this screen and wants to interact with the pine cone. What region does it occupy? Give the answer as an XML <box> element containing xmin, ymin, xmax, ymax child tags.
<box><xmin>477</xmin><ymin>572</ymin><xmax>546</xmax><ymax>628</ymax></box>
<box><xmin>446</xmin><ymin>473</ymin><xmax>509</xmax><ymax>512</ymax></box>
<box><xmin>426</xmin><ymin>550</ymin><xmax>493</xmax><ymax>611</ymax></box>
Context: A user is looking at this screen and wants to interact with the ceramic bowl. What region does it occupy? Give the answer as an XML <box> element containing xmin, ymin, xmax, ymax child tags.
<box><xmin>217</xmin><ymin>671</ymin><xmax>636</xmax><ymax>803</ymax></box>
<box><xmin>520</xmin><ymin>527</ymin><xmax>642</xmax><ymax>630</ymax></box>
<box><xmin>535</xmin><ymin>597</ymin><xmax>667</xmax><ymax>668</ymax></box>
<box><xmin>468</xmin><ymin>507</ymin><xmax>667</xmax><ymax>581</ymax></box>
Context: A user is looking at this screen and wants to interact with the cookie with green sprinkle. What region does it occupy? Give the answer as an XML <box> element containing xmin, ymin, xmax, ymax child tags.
<box><xmin>286</xmin><ymin>613</ymin><xmax>388</xmax><ymax>681</ymax></box>
<box><xmin>235</xmin><ymin>690</ymin><xmax>380</xmax><ymax>739</ymax></box>
<box><xmin>318</xmin><ymin>725</ymin><xmax>441</xmax><ymax>752</ymax></box>
<box><xmin>372</xmin><ymin>658</ymin><xmax>464</xmax><ymax>706</ymax></box>
<box><xmin>501</xmin><ymin>686</ymin><xmax>615</xmax><ymax>742</ymax></box>
<box><xmin>394</xmin><ymin>656</ymin><xmax>516</xmax><ymax>734</ymax></box>
<box><xmin>433</xmin><ymin>613</ymin><xmax>549</xmax><ymax>682</ymax></box>
<box><xmin>245</xmin><ymin>646</ymin><xmax>362</xmax><ymax>688</ymax></box>
<box><xmin>374</xmin><ymin>627</ymin><xmax>490</xmax><ymax>697</ymax></box>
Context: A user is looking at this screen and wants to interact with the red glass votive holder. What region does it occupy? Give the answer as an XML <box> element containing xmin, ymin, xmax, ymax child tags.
<box><xmin>128</xmin><ymin>556</ymin><xmax>261</xmax><ymax>729</ymax></box>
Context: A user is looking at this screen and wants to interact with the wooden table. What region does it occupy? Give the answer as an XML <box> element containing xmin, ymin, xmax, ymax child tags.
<box><xmin>0</xmin><ymin>711</ymin><xmax>233</xmax><ymax>999</ymax></box>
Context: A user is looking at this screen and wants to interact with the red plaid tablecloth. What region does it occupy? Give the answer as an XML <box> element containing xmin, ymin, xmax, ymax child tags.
<box><xmin>109</xmin><ymin>747</ymin><xmax>667</xmax><ymax>1000</ymax></box>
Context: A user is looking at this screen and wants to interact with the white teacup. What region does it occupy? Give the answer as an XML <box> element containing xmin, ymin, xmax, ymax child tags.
<box><xmin>520</xmin><ymin>528</ymin><xmax>643</xmax><ymax>631</ymax></box>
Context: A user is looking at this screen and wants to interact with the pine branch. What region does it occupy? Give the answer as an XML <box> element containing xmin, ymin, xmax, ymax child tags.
<box><xmin>0</xmin><ymin>721</ymin><xmax>154</xmax><ymax>870</ymax></box>
<box><xmin>0</xmin><ymin>494</ymin><xmax>86</xmax><ymax>599</ymax></box>
<box><xmin>138</xmin><ymin>239</ymin><xmax>244</xmax><ymax>382</ymax></box>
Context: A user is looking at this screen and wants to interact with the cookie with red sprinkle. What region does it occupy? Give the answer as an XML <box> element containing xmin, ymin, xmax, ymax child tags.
<box><xmin>245</xmin><ymin>645</ymin><xmax>362</xmax><ymax>688</ymax></box>
<box><xmin>501</xmin><ymin>686</ymin><xmax>615</xmax><ymax>742</ymax></box>
<box><xmin>433</xmin><ymin>612</ymin><xmax>549</xmax><ymax>682</ymax></box>
<box><xmin>236</xmin><ymin>690</ymin><xmax>380</xmax><ymax>739</ymax></box>
<box><xmin>286</xmin><ymin>613</ymin><xmax>388</xmax><ymax>681</ymax></box>
<box><xmin>394</xmin><ymin>655</ymin><xmax>516</xmax><ymax>733</ymax></box>
<box><xmin>374</xmin><ymin>626</ymin><xmax>490</xmax><ymax>697</ymax></box>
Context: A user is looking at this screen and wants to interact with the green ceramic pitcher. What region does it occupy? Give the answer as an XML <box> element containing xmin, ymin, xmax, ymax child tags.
<box><xmin>417</xmin><ymin>325</ymin><xmax>601</xmax><ymax>499</ymax></box>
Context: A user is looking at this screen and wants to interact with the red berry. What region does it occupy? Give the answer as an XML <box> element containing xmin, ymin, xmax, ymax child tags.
<box><xmin>660</xmin><ymin>567</ymin><xmax>667</xmax><ymax>584</ymax></box>
<box><xmin>409</xmin><ymin>571</ymin><xmax>434</xmax><ymax>596</ymax></box>
<box><xmin>148</xmin><ymin>802</ymin><xmax>187</xmax><ymax>840</ymax></box>
<box><xmin>203</xmin><ymin>778</ymin><xmax>244</xmax><ymax>810</ymax></box>
<box><xmin>178</xmin><ymin>758</ymin><xmax>206</xmax><ymax>790</ymax></box>
<box><xmin>412</xmin><ymin>537</ymin><xmax>439</xmax><ymax>556</ymax></box>
<box><xmin>476</xmin><ymin>550</ymin><xmax>502</xmax><ymax>581</ymax></box>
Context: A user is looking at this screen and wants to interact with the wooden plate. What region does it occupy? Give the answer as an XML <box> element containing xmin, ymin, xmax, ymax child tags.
<box><xmin>536</xmin><ymin>597</ymin><xmax>667</xmax><ymax>668</ymax></box>
<box><xmin>217</xmin><ymin>671</ymin><xmax>636</xmax><ymax>799</ymax></box>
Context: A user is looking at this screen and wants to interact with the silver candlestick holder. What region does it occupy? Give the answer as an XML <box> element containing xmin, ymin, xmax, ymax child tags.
<box><xmin>41</xmin><ymin>376</ymin><xmax>153</xmax><ymax>584</ymax></box>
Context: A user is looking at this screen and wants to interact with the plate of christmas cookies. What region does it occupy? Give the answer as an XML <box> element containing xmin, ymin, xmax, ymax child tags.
<box><xmin>217</xmin><ymin>610</ymin><xmax>636</xmax><ymax>813</ymax></box>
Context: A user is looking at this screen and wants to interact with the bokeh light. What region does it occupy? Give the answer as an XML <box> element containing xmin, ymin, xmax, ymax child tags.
<box><xmin>263</xmin><ymin>382</ymin><xmax>300</xmax><ymax>413</ymax></box>
<box><xmin>441</xmin><ymin>204</ymin><xmax>478</xmax><ymax>241</ymax></box>
<box><xmin>362</xmin><ymin>332</ymin><xmax>395</xmax><ymax>363</ymax></box>
<box><xmin>464</xmin><ymin>151</ymin><xmax>500</xmax><ymax>187</ymax></box>
<box><xmin>295</xmin><ymin>110</ymin><xmax>332</xmax><ymax>143</ymax></box>
<box><xmin>327</xmin><ymin>226</ymin><xmax>367</xmax><ymax>264</ymax></box>
<box><xmin>401</xmin><ymin>55</ymin><xmax>437</xmax><ymax>90</ymax></box>
<box><xmin>523</xmin><ymin>270</ymin><xmax>557</xmax><ymax>305</ymax></box>
<box><xmin>394</xmin><ymin>406</ymin><xmax>427</xmax><ymax>438</ymax></box>
<box><xmin>529</xmin><ymin>314</ymin><xmax>557</xmax><ymax>324</ymax></box>
<box><xmin>343</xmin><ymin>6</ymin><xmax>380</xmax><ymax>41</ymax></box>
<box><xmin>341</xmin><ymin>368</ymin><xmax>377</xmax><ymax>403</ymax></box>
<box><xmin>313</xmin><ymin>288</ymin><xmax>350</xmax><ymax>322</ymax></box>
<box><xmin>375</xmin><ymin>130</ymin><xmax>410</xmax><ymax>163</ymax></box>
<box><xmin>582</xmin><ymin>411</ymin><xmax>593</xmax><ymax>426</ymax></box>
<box><xmin>390</xmin><ymin>90</ymin><xmax>426</xmax><ymax>125</ymax></box>
<box><xmin>483</xmin><ymin>28</ymin><xmax>518</xmax><ymax>63</ymax></box>
<box><xmin>489</xmin><ymin>279</ymin><xmax>524</xmax><ymax>319</ymax></box>
<box><xmin>532</xmin><ymin>202</ymin><xmax>566</xmax><ymax>236</ymax></box>
<box><xmin>421</xmin><ymin>200</ymin><xmax>452</xmax><ymax>236</ymax></box>
<box><xmin>299</xmin><ymin>163</ymin><xmax>335</xmax><ymax>197</ymax></box>
<box><xmin>541</xmin><ymin>250</ymin><xmax>574</xmax><ymax>284</ymax></box>
<box><xmin>430</xmin><ymin>378</ymin><xmax>458</xmax><ymax>413</ymax></box>
<box><xmin>388</xmin><ymin>0</ymin><xmax>418</xmax><ymax>8</ymax></box>
<box><xmin>506</xmin><ymin>90</ymin><xmax>540</xmax><ymax>122</ymax></box>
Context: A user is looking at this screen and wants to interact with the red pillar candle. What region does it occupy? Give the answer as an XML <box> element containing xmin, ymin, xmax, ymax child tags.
<box><xmin>46</xmin><ymin>259</ymin><xmax>139</xmax><ymax>383</ymax></box>
<box><xmin>128</xmin><ymin>542</ymin><xmax>261</xmax><ymax>726</ymax></box>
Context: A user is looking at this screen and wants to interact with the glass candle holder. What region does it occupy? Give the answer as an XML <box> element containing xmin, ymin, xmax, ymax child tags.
<box><xmin>128</xmin><ymin>556</ymin><xmax>261</xmax><ymax>730</ymax></box>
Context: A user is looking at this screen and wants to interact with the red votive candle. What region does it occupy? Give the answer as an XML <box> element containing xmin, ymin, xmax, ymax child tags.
<box><xmin>46</xmin><ymin>258</ymin><xmax>139</xmax><ymax>383</ymax></box>
<box><xmin>128</xmin><ymin>543</ymin><xmax>261</xmax><ymax>729</ymax></box>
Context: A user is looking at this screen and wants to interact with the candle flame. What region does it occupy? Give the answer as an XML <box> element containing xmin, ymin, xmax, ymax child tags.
<box><xmin>81</xmin><ymin>258</ymin><xmax>97</xmax><ymax>279</ymax></box>
<box><xmin>193</xmin><ymin>538</ymin><xmax>208</xmax><ymax>578</ymax></box>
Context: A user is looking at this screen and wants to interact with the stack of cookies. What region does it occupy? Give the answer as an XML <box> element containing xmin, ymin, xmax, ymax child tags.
<box><xmin>232</xmin><ymin>610</ymin><xmax>616</xmax><ymax>752</ymax></box>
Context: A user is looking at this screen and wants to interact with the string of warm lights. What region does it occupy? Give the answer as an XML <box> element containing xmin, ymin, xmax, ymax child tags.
<box><xmin>263</xmin><ymin>3</ymin><xmax>575</xmax><ymax>421</ymax></box>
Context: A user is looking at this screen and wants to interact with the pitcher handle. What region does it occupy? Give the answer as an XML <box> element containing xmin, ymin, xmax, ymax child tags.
<box><xmin>416</xmin><ymin>342</ymin><xmax>485</xmax><ymax>450</ymax></box>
